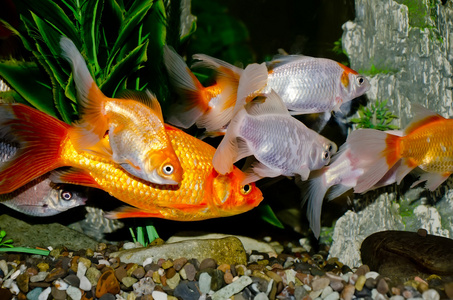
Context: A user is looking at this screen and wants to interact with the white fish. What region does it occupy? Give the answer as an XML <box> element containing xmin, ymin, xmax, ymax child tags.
<box><xmin>213</xmin><ymin>63</ymin><xmax>337</xmax><ymax>184</ymax></box>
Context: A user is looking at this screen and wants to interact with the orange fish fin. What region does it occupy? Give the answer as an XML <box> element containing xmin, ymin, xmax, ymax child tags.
<box><xmin>104</xmin><ymin>206</ymin><xmax>166</xmax><ymax>219</ymax></box>
<box><xmin>346</xmin><ymin>129</ymin><xmax>401</xmax><ymax>193</ymax></box>
<box><xmin>0</xmin><ymin>104</ymin><xmax>68</xmax><ymax>193</ymax></box>
<box><xmin>163</xmin><ymin>45</ymin><xmax>209</xmax><ymax>128</ymax></box>
<box><xmin>116</xmin><ymin>90</ymin><xmax>164</xmax><ymax>123</ymax></box>
<box><xmin>60</xmin><ymin>37</ymin><xmax>109</xmax><ymax>149</ymax></box>
<box><xmin>49</xmin><ymin>167</ymin><xmax>101</xmax><ymax>189</ymax></box>
<box><xmin>411</xmin><ymin>172</ymin><xmax>451</xmax><ymax>191</ymax></box>
<box><xmin>404</xmin><ymin>104</ymin><xmax>446</xmax><ymax>135</ymax></box>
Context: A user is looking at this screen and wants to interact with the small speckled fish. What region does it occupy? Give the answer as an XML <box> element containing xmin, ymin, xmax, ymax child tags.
<box><xmin>0</xmin><ymin>141</ymin><xmax>87</xmax><ymax>216</ymax></box>
<box><xmin>0</xmin><ymin>103</ymin><xmax>263</xmax><ymax>220</ymax></box>
<box><xmin>346</xmin><ymin>104</ymin><xmax>453</xmax><ymax>193</ymax></box>
<box><xmin>266</xmin><ymin>55</ymin><xmax>370</xmax><ymax>115</ymax></box>
<box><xmin>60</xmin><ymin>37</ymin><xmax>183</xmax><ymax>185</ymax></box>
<box><xmin>213</xmin><ymin>63</ymin><xmax>337</xmax><ymax>184</ymax></box>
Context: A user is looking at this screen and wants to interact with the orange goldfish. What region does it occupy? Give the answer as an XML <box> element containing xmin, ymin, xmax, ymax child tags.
<box><xmin>346</xmin><ymin>104</ymin><xmax>453</xmax><ymax>193</ymax></box>
<box><xmin>0</xmin><ymin>103</ymin><xmax>263</xmax><ymax>220</ymax></box>
<box><xmin>60</xmin><ymin>37</ymin><xmax>183</xmax><ymax>185</ymax></box>
<box><xmin>163</xmin><ymin>45</ymin><xmax>243</xmax><ymax>132</ymax></box>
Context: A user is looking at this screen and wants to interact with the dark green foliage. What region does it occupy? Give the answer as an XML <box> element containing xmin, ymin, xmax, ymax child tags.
<box><xmin>351</xmin><ymin>99</ymin><xmax>399</xmax><ymax>131</ymax></box>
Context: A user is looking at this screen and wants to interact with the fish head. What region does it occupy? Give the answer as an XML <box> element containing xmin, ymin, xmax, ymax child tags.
<box><xmin>142</xmin><ymin>148</ymin><xmax>183</xmax><ymax>185</ymax></box>
<box><xmin>41</xmin><ymin>185</ymin><xmax>88</xmax><ymax>216</ymax></box>
<box><xmin>309</xmin><ymin>137</ymin><xmax>337</xmax><ymax>171</ymax></box>
<box><xmin>338</xmin><ymin>64</ymin><xmax>370</xmax><ymax>104</ymax></box>
<box><xmin>211</xmin><ymin>167</ymin><xmax>264</xmax><ymax>217</ymax></box>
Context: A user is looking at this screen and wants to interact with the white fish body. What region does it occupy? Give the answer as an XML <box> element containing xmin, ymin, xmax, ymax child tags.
<box><xmin>213</xmin><ymin>63</ymin><xmax>336</xmax><ymax>184</ymax></box>
<box><xmin>267</xmin><ymin>55</ymin><xmax>370</xmax><ymax>114</ymax></box>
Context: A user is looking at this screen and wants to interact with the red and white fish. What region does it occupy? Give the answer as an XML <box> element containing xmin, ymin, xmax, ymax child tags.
<box><xmin>60</xmin><ymin>37</ymin><xmax>183</xmax><ymax>185</ymax></box>
<box><xmin>0</xmin><ymin>103</ymin><xmax>263</xmax><ymax>221</ymax></box>
<box><xmin>300</xmin><ymin>143</ymin><xmax>400</xmax><ymax>238</ymax></box>
<box><xmin>0</xmin><ymin>140</ymin><xmax>87</xmax><ymax>216</ymax></box>
<box><xmin>347</xmin><ymin>104</ymin><xmax>453</xmax><ymax>193</ymax></box>
<box><xmin>213</xmin><ymin>63</ymin><xmax>336</xmax><ymax>184</ymax></box>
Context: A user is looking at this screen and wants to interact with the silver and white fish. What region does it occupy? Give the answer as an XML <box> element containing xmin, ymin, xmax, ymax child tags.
<box><xmin>266</xmin><ymin>55</ymin><xmax>371</xmax><ymax>115</ymax></box>
<box><xmin>0</xmin><ymin>140</ymin><xmax>87</xmax><ymax>216</ymax></box>
<box><xmin>213</xmin><ymin>63</ymin><xmax>337</xmax><ymax>184</ymax></box>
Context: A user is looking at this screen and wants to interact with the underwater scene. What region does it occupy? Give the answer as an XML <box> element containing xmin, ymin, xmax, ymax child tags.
<box><xmin>1</xmin><ymin>0</ymin><xmax>453</xmax><ymax>299</ymax></box>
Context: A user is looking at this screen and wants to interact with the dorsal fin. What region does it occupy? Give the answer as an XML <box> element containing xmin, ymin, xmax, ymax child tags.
<box><xmin>404</xmin><ymin>103</ymin><xmax>445</xmax><ymax>135</ymax></box>
<box><xmin>266</xmin><ymin>54</ymin><xmax>310</xmax><ymax>71</ymax></box>
<box><xmin>116</xmin><ymin>89</ymin><xmax>164</xmax><ymax>122</ymax></box>
<box><xmin>245</xmin><ymin>89</ymin><xmax>290</xmax><ymax>117</ymax></box>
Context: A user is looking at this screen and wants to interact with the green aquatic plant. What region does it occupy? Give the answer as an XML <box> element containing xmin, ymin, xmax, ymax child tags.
<box><xmin>351</xmin><ymin>99</ymin><xmax>399</xmax><ymax>131</ymax></box>
<box><xmin>0</xmin><ymin>229</ymin><xmax>50</xmax><ymax>255</ymax></box>
<box><xmin>331</xmin><ymin>38</ymin><xmax>349</xmax><ymax>66</ymax></box>
<box><xmin>358</xmin><ymin>64</ymin><xmax>397</xmax><ymax>76</ymax></box>
<box><xmin>129</xmin><ymin>223</ymin><xmax>160</xmax><ymax>247</ymax></box>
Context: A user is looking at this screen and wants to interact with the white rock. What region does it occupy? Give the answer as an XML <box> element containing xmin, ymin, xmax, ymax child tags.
<box><xmin>66</xmin><ymin>286</ymin><xmax>82</xmax><ymax>300</ymax></box>
<box><xmin>38</xmin><ymin>287</ymin><xmax>52</xmax><ymax>300</ymax></box>
<box><xmin>54</xmin><ymin>279</ymin><xmax>69</xmax><ymax>290</ymax></box>
<box><xmin>423</xmin><ymin>289</ymin><xmax>440</xmax><ymax>300</ymax></box>
<box><xmin>152</xmin><ymin>290</ymin><xmax>168</xmax><ymax>300</ymax></box>
<box><xmin>0</xmin><ymin>260</ymin><xmax>7</xmax><ymax>276</ymax></box>
<box><xmin>142</xmin><ymin>257</ymin><xmax>153</xmax><ymax>266</ymax></box>
<box><xmin>199</xmin><ymin>272</ymin><xmax>212</xmax><ymax>294</ymax></box>
<box><xmin>77</xmin><ymin>261</ymin><xmax>87</xmax><ymax>278</ymax></box>
<box><xmin>79</xmin><ymin>275</ymin><xmax>92</xmax><ymax>291</ymax></box>
<box><xmin>365</xmin><ymin>271</ymin><xmax>380</xmax><ymax>279</ymax></box>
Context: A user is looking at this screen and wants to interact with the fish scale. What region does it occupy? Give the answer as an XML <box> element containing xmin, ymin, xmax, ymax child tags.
<box><xmin>400</xmin><ymin>120</ymin><xmax>453</xmax><ymax>173</ymax></box>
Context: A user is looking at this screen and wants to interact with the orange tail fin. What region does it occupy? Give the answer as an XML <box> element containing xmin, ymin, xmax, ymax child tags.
<box><xmin>0</xmin><ymin>104</ymin><xmax>68</xmax><ymax>193</ymax></box>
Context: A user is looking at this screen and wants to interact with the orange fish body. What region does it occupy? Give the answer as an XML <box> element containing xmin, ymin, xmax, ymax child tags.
<box><xmin>60</xmin><ymin>37</ymin><xmax>183</xmax><ymax>185</ymax></box>
<box><xmin>0</xmin><ymin>104</ymin><xmax>263</xmax><ymax>221</ymax></box>
<box><xmin>347</xmin><ymin>104</ymin><xmax>453</xmax><ymax>193</ymax></box>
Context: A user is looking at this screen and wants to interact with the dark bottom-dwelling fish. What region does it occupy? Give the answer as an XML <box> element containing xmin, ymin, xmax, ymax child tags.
<box><xmin>0</xmin><ymin>140</ymin><xmax>87</xmax><ymax>216</ymax></box>
<box><xmin>0</xmin><ymin>175</ymin><xmax>87</xmax><ymax>216</ymax></box>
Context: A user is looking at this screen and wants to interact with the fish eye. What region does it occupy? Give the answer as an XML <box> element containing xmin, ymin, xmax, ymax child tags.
<box><xmin>162</xmin><ymin>164</ymin><xmax>174</xmax><ymax>175</ymax></box>
<box><xmin>357</xmin><ymin>76</ymin><xmax>365</xmax><ymax>85</ymax></box>
<box><xmin>240</xmin><ymin>184</ymin><xmax>252</xmax><ymax>195</ymax></box>
<box><xmin>322</xmin><ymin>150</ymin><xmax>330</xmax><ymax>161</ymax></box>
<box><xmin>61</xmin><ymin>190</ymin><xmax>73</xmax><ymax>201</ymax></box>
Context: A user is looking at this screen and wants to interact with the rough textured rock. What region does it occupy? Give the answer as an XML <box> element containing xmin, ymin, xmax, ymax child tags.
<box><xmin>166</xmin><ymin>232</ymin><xmax>276</xmax><ymax>253</ymax></box>
<box><xmin>110</xmin><ymin>236</ymin><xmax>247</xmax><ymax>266</ymax></box>
<box><xmin>361</xmin><ymin>230</ymin><xmax>453</xmax><ymax>282</ymax></box>
<box><xmin>330</xmin><ymin>0</ymin><xmax>453</xmax><ymax>267</ymax></box>
<box><xmin>0</xmin><ymin>214</ymin><xmax>98</xmax><ymax>250</ymax></box>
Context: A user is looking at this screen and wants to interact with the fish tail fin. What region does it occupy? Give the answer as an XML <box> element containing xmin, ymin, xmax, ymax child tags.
<box><xmin>60</xmin><ymin>36</ymin><xmax>108</xmax><ymax>149</ymax></box>
<box><xmin>0</xmin><ymin>104</ymin><xmax>68</xmax><ymax>193</ymax></box>
<box><xmin>347</xmin><ymin>129</ymin><xmax>402</xmax><ymax>193</ymax></box>
<box><xmin>297</xmin><ymin>169</ymin><xmax>329</xmax><ymax>239</ymax></box>
<box><xmin>163</xmin><ymin>45</ymin><xmax>209</xmax><ymax>128</ymax></box>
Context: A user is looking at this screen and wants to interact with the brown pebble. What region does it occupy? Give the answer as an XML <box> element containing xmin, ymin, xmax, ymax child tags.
<box><xmin>114</xmin><ymin>265</ymin><xmax>128</xmax><ymax>282</ymax></box>
<box><xmin>173</xmin><ymin>258</ymin><xmax>188</xmax><ymax>271</ymax></box>
<box><xmin>330</xmin><ymin>280</ymin><xmax>344</xmax><ymax>292</ymax></box>
<box><xmin>161</xmin><ymin>259</ymin><xmax>174</xmax><ymax>270</ymax></box>
<box><xmin>17</xmin><ymin>292</ymin><xmax>27</xmax><ymax>300</ymax></box>
<box><xmin>224</xmin><ymin>270</ymin><xmax>234</xmax><ymax>284</ymax></box>
<box><xmin>95</xmin><ymin>270</ymin><xmax>120</xmax><ymax>298</ymax></box>
<box><xmin>0</xmin><ymin>287</ymin><xmax>12</xmax><ymax>300</ymax></box>
<box><xmin>45</xmin><ymin>267</ymin><xmax>67</xmax><ymax>282</ymax></box>
<box><xmin>183</xmin><ymin>264</ymin><xmax>197</xmax><ymax>281</ymax></box>
<box><xmin>70</xmin><ymin>256</ymin><xmax>80</xmax><ymax>273</ymax></box>
<box><xmin>365</xmin><ymin>277</ymin><xmax>377</xmax><ymax>289</ymax></box>
<box><xmin>354</xmin><ymin>265</ymin><xmax>370</xmax><ymax>277</ymax></box>
<box><xmin>217</xmin><ymin>264</ymin><xmax>230</xmax><ymax>273</ymax></box>
<box><xmin>376</xmin><ymin>277</ymin><xmax>389</xmax><ymax>294</ymax></box>
<box><xmin>29</xmin><ymin>282</ymin><xmax>51</xmax><ymax>288</ymax></box>
<box><xmin>295</xmin><ymin>272</ymin><xmax>313</xmax><ymax>285</ymax></box>
<box><xmin>131</xmin><ymin>266</ymin><xmax>145</xmax><ymax>279</ymax></box>
<box><xmin>153</xmin><ymin>271</ymin><xmax>161</xmax><ymax>284</ymax></box>
<box><xmin>312</xmin><ymin>277</ymin><xmax>330</xmax><ymax>291</ymax></box>
<box><xmin>166</xmin><ymin>267</ymin><xmax>176</xmax><ymax>279</ymax></box>
<box><xmin>341</xmin><ymin>284</ymin><xmax>355</xmax><ymax>300</ymax></box>
<box><xmin>200</xmin><ymin>258</ymin><xmax>217</xmax><ymax>270</ymax></box>
<box><xmin>51</xmin><ymin>286</ymin><xmax>67</xmax><ymax>300</ymax></box>
<box><xmin>391</xmin><ymin>287</ymin><xmax>401</xmax><ymax>295</ymax></box>
<box><xmin>26</xmin><ymin>267</ymin><xmax>38</xmax><ymax>277</ymax></box>
<box><xmin>15</xmin><ymin>273</ymin><xmax>29</xmax><ymax>293</ymax></box>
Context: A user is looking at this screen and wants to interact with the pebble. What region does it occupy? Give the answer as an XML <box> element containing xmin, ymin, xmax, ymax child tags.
<box><xmin>37</xmin><ymin>287</ymin><xmax>51</xmax><ymax>300</ymax></box>
<box><xmin>311</xmin><ymin>277</ymin><xmax>330</xmax><ymax>291</ymax></box>
<box><xmin>198</xmin><ymin>272</ymin><xmax>212</xmax><ymax>294</ymax></box>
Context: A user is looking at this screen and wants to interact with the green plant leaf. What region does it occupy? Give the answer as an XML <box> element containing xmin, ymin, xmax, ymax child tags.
<box><xmin>0</xmin><ymin>61</ymin><xmax>57</xmax><ymax>117</ymax></box>
<box><xmin>0</xmin><ymin>247</ymin><xmax>50</xmax><ymax>255</ymax></box>
<box><xmin>16</xmin><ymin>0</ymin><xmax>79</xmax><ymax>43</ymax></box>
<box><xmin>107</xmin><ymin>0</ymin><xmax>154</xmax><ymax>73</ymax></box>
<box><xmin>100</xmin><ymin>40</ymin><xmax>148</xmax><ymax>96</ymax></box>
<box><xmin>258</xmin><ymin>204</ymin><xmax>284</xmax><ymax>229</ymax></box>
<box><xmin>81</xmin><ymin>0</ymin><xmax>104</xmax><ymax>72</ymax></box>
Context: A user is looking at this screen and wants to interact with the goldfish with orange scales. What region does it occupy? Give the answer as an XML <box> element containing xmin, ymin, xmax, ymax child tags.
<box><xmin>0</xmin><ymin>103</ymin><xmax>263</xmax><ymax>220</ymax></box>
